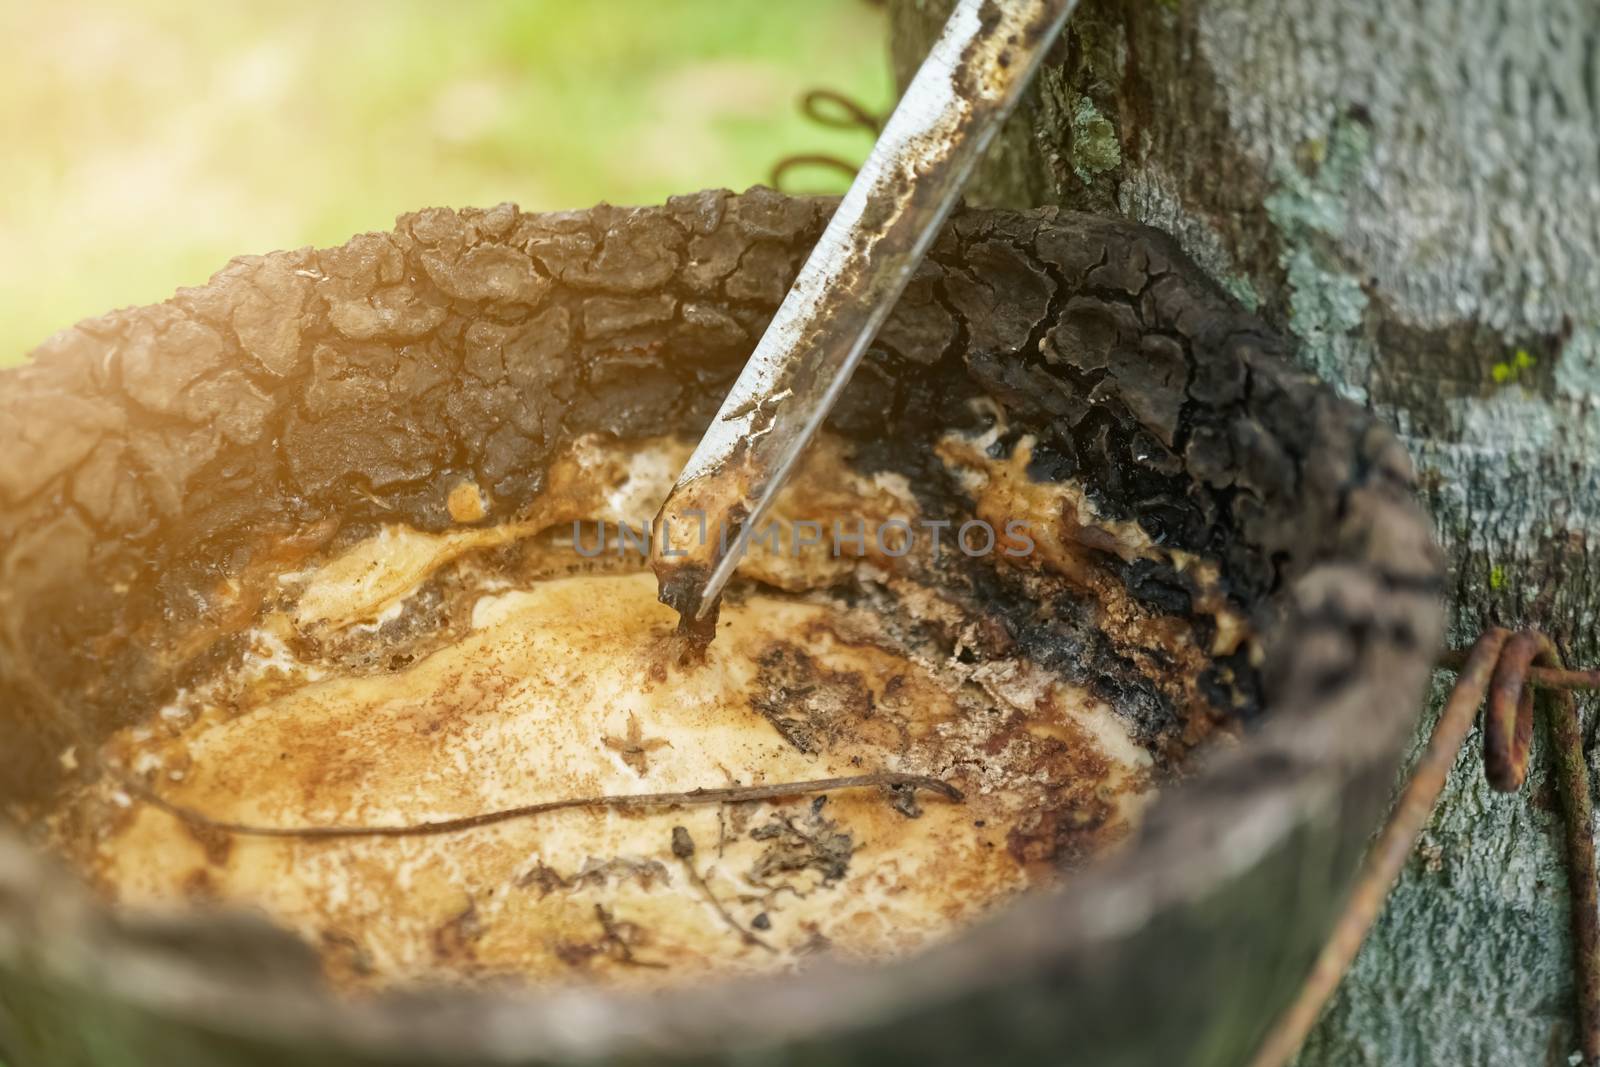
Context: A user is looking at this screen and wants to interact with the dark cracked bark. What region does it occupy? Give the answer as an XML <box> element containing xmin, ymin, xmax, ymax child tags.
<box><xmin>888</xmin><ymin>0</ymin><xmax>1600</xmax><ymax>1062</ymax></box>
<box><xmin>0</xmin><ymin>192</ymin><xmax>1440</xmax><ymax>1066</ymax></box>
<box><xmin>1</xmin><ymin>192</ymin><xmax>1404</xmax><ymax>802</ymax></box>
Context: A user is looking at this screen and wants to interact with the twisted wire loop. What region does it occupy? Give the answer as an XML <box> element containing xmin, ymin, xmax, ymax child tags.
<box><xmin>769</xmin><ymin>88</ymin><xmax>885</xmax><ymax>194</ymax></box>
<box><xmin>1486</xmin><ymin>629</ymin><xmax>1548</xmax><ymax>790</ymax></box>
<box><xmin>799</xmin><ymin>87</ymin><xmax>884</xmax><ymax>134</ymax></box>
<box><xmin>770</xmin><ymin>154</ymin><xmax>866</xmax><ymax>194</ymax></box>
<box><xmin>1251</xmin><ymin>627</ymin><xmax>1600</xmax><ymax>1067</ymax></box>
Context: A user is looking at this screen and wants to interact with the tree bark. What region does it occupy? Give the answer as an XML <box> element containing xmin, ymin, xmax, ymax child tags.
<box><xmin>889</xmin><ymin>0</ymin><xmax>1600</xmax><ymax>1063</ymax></box>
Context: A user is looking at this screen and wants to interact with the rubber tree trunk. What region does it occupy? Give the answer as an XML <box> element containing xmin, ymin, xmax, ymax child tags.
<box><xmin>887</xmin><ymin>0</ymin><xmax>1600</xmax><ymax>1063</ymax></box>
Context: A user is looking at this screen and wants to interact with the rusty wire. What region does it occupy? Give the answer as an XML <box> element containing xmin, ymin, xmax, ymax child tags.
<box><xmin>769</xmin><ymin>88</ymin><xmax>884</xmax><ymax>194</ymax></box>
<box><xmin>796</xmin><ymin>87</ymin><xmax>884</xmax><ymax>134</ymax></box>
<box><xmin>770</xmin><ymin>153</ymin><xmax>866</xmax><ymax>193</ymax></box>
<box><xmin>1250</xmin><ymin>627</ymin><xmax>1600</xmax><ymax>1067</ymax></box>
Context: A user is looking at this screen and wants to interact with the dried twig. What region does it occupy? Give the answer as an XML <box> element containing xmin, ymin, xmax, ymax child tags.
<box><xmin>671</xmin><ymin>825</ymin><xmax>774</xmax><ymax>953</ymax></box>
<box><xmin>122</xmin><ymin>772</ymin><xmax>963</xmax><ymax>841</ymax></box>
<box><xmin>593</xmin><ymin>903</ymin><xmax>665</xmax><ymax>969</ymax></box>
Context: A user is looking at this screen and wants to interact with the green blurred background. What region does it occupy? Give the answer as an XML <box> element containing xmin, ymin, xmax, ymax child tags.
<box><xmin>0</xmin><ymin>8</ymin><xmax>882</xmax><ymax>1061</ymax></box>
<box><xmin>0</xmin><ymin>0</ymin><xmax>890</xmax><ymax>366</ymax></box>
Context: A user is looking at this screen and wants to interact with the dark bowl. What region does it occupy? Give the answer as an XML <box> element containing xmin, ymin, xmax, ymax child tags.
<box><xmin>0</xmin><ymin>190</ymin><xmax>1442</xmax><ymax>1067</ymax></box>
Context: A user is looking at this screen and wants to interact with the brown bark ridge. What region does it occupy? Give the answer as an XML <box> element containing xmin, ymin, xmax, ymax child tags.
<box><xmin>0</xmin><ymin>191</ymin><xmax>1440</xmax><ymax>1065</ymax></box>
<box><xmin>889</xmin><ymin>0</ymin><xmax>1600</xmax><ymax>1062</ymax></box>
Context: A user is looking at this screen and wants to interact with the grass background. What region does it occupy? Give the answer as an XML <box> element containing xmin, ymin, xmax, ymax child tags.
<box><xmin>0</xmin><ymin>0</ymin><xmax>890</xmax><ymax>366</ymax></box>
